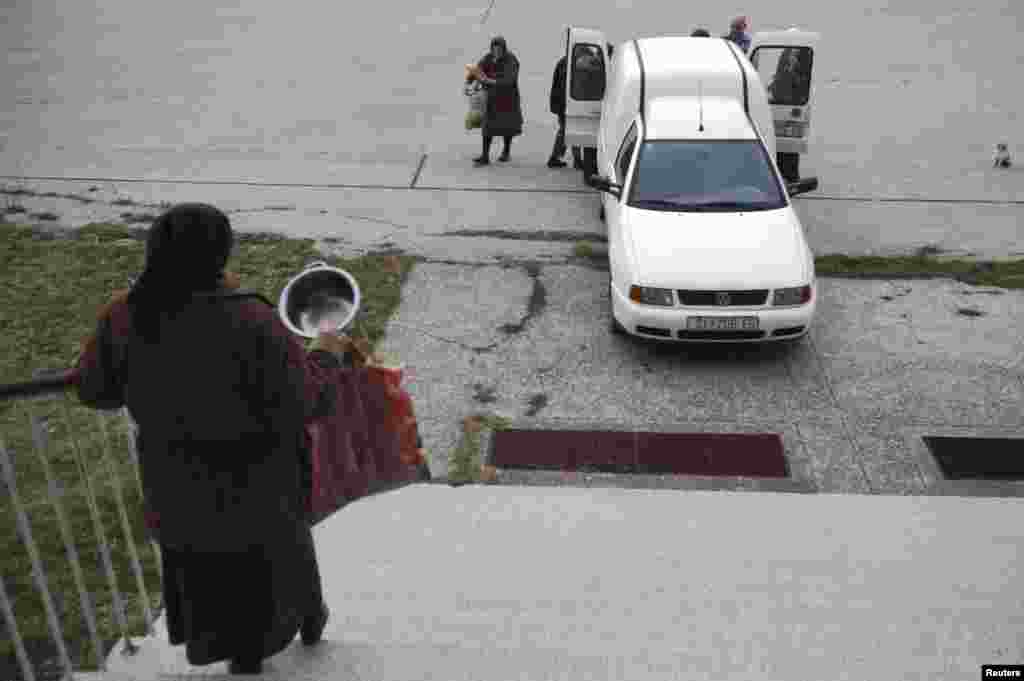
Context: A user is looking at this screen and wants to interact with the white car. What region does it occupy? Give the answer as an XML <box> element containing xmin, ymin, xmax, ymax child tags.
<box><xmin>562</xmin><ymin>30</ymin><xmax>821</xmax><ymax>343</ymax></box>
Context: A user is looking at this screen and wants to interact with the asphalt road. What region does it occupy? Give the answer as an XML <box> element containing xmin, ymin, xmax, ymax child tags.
<box><xmin>2</xmin><ymin>0</ymin><xmax>1023</xmax><ymax>258</ymax></box>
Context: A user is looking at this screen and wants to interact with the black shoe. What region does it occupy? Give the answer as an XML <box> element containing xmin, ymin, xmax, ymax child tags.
<box><xmin>228</xmin><ymin>659</ymin><xmax>263</xmax><ymax>675</ymax></box>
<box><xmin>473</xmin><ymin>156</ymin><xmax>490</xmax><ymax>166</ymax></box>
<box><xmin>573</xmin><ymin>160</ymin><xmax>584</xmax><ymax>170</ymax></box>
<box><xmin>498</xmin><ymin>151</ymin><xmax>510</xmax><ymax>162</ymax></box>
<box><xmin>547</xmin><ymin>158</ymin><xmax>567</xmax><ymax>168</ymax></box>
<box><xmin>301</xmin><ymin>603</ymin><xmax>330</xmax><ymax>646</ymax></box>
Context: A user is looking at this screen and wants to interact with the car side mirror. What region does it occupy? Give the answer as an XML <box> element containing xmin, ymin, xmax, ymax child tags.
<box><xmin>787</xmin><ymin>177</ymin><xmax>819</xmax><ymax>196</ymax></box>
<box><xmin>588</xmin><ymin>174</ymin><xmax>622</xmax><ymax>198</ymax></box>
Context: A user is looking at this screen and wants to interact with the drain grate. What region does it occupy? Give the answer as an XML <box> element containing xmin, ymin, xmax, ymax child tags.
<box><xmin>923</xmin><ymin>436</ymin><xmax>1024</xmax><ymax>480</ymax></box>
<box><xmin>491</xmin><ymin>430</ymin><xmax>789</xmax><ymax>477</ymax></box>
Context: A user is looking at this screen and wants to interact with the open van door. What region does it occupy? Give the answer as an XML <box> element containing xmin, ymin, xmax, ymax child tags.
<box><xmin>749</xmin><ymin>28</ymin><xmax>820</xmax><ymax>181</ymax></box>
<box><xmin>564</xmin><ymin>27</ymin><xmax>608</xmax><ymax>152</ymax></box>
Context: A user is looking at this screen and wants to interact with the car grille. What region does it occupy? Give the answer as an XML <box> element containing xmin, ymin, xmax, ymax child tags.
<box><xmin>678</xmin><ymin>330</ymin><xmax>767</xmax><ymax>341</ymax></box>
<box><xmin>677</xmin><ymin>290</ymin><xmax>769</xmax><ymax>306</ymax></box>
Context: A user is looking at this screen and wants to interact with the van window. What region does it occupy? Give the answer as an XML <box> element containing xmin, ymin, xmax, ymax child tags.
<box><xmin>627</xmin><ymin>140</ymin><xmax>787</xmax><ymax>212</ymax></box>
<box><xmin>616</xmin><ymin>124</ymin><xmax>638</xmax><ymax>182</ymax></box>
<box><xmin>753</xmin><ymin>46</ymin><xmax>813</xmax><ymax>106</ymax></box>
<box><xmin>570</xmin><ymin>44</ymin><xmax>606</xmax><ymax>101</ymax></box>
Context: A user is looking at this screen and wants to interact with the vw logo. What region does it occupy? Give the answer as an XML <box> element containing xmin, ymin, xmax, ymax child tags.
<box><xmin>715</xmin><ymin>292</ymin><xmax>731</xmax><ymax>306</ymax></box>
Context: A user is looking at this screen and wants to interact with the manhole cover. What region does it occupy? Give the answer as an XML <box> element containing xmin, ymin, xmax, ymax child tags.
<box><xmin>491</xmin><ymin>430</ymin><xmax>788</xmax><ymax>477</ymax></box>
<box><xmin>923</xmin><ymin>436</ymin><xmax>1024</xmax><ymax>480</ymax></box>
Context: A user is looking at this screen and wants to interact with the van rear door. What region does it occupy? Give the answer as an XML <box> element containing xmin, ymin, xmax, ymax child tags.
<box><xmin>564</xmin><ymin>27</ymin><xmax>608</xmax><ymax>150</ymax></box>
<box><xmin>749</xmin><ymin>28</ymin><xmax>820</xmax><ymax>157</ymax></box>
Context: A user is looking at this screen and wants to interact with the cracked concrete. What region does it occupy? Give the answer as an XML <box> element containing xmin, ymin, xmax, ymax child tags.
<box><xmin>380</xmin><ymin>264</ymin><xmax>1024</xmax><ymax>497</ymax></box>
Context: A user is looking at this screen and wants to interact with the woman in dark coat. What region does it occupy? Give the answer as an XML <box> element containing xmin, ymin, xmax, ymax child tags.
<box><xmin>474</xmin><ymin>35</ymin><xmax>524</xmax><ymax>166</ymax></box>
<box><xmin>75</xmin><ymin>203</ymin><xmax>337</xmax><ymax>675</ymax></box>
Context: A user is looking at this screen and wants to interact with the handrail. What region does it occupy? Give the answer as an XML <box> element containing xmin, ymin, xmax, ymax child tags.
<box><xmin>0</xmin><ymin>369</ymin><xmax>79</xmax><ymax>401</ymax></box>
<box><xmin>1</xmin><ymin>370</ymin><xmax>159</xmax><ymax>680</ymax></box>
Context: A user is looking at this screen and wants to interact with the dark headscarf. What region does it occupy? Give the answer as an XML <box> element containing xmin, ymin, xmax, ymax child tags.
<box><xmin>490</xmin><ymin>35</ymin><xmax>508</xmax><ymax>54</ymax></box>
<box><xmin>127</xmin><ymin>202</ymin><xmax>233</xmax><ymax>343</ymax></box>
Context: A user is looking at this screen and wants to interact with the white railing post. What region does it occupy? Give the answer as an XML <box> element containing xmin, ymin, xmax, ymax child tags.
<box><xmin>95</xmin><ymin>409</ymin><xmax>155</xmax><ymax>633</ymax></box>
<box><xmin>0</xmin><ymin>436</ymin><xmax>76</xmax><ymax>680</ymax></box>
<box><xmin>0</xmin><ymin>568</ymin><xmax>37</xmax><ymax>681</ymax></box>
<box><xmin>59</xmin><ymin>399</ymin><xmax>137</xmax><ymax>656</ymax></box>
<box><xmin>25</xmin><ymin>403</ymin><xmax>106</xmax><ymax>670</ymax></box>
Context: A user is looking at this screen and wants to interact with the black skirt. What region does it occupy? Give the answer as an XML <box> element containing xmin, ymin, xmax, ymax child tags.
<box><xmin>161</xmin><ymin>525</ymin><xmax>324</xmax><ymax>666</ymax></box>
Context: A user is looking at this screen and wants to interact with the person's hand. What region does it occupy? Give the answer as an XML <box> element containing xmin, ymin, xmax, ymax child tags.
<box><xmin>96</xmin><ymin>289</ymin><xmax>131</xmax><ymax>322</ymax></box>
<box><xmin>222</xmin><ymin>271</ymin><xmax>241</xmax><ymax>290</ymax></box>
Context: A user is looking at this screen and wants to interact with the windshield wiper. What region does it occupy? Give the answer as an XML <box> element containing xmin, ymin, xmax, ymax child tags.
<box><xmin>687</xmin><ymin>201</ymin><xmax>780</xmax><ymax>211</ymax></box>
<box><xmin>633</xmin><ymin>198</ymin><xmax>779</xmax><ymax>212</ymax></box>
<box><xmin>632</xmin><ymin>199</ymin><xmax>691</xmax><ymax>210</ymax></box>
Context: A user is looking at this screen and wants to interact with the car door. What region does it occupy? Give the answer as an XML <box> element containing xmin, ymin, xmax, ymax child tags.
<box><xmin>749</xmin><ymin>28</ymin><xmax>820</xmax><ymax>156</ymax></box>
<box><xmin>564</xmin><ymin>26</ymin><xmax>608</xmax><ymax>151</ymax></box>
<box><xmin>607</xmin><ymin>120</ymin><xmax>640</xmax><ymax>301</ymax></box>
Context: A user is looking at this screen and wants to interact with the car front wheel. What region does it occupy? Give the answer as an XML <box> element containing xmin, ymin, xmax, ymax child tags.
<box><xmin>608</xmin><ymin>282</ymin><xmax>626</xmax><ymax>335</ymax></box>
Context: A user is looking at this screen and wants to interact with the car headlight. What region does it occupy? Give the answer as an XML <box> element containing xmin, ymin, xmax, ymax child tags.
<box><xmin>772</xmin><ymin>285</ymin><xmax>813</xmax><ymax>306</ymax></box>
<box><xmin>629</xmin><ymin>285</ymin><xmax>674</xmax><ymax>306</ymax></box>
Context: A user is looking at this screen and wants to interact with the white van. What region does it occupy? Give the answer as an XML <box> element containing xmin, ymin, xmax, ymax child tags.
<box><xmin>562</xmin><ymin>29</ymin><xmax>822</xmax><ymax>343</ymax></box>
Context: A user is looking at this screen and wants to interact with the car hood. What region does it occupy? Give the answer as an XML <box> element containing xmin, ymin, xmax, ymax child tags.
<box><xmin>622</xmin><ymin>207</ymin><xmax>811</xmax><ymax>290</ymax></box>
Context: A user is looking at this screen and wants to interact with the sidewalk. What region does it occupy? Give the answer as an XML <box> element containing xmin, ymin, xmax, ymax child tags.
<box><xmin>101</xmin><ymin>484</ymin><xmax>1024</xmax><ymax>680</ymax></box>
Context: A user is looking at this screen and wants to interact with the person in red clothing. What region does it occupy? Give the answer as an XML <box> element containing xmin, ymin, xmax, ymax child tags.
<box><xmin>75</xmin><ymin>203</ymin><xmax>338</xmax><ymax>675</ymax></box>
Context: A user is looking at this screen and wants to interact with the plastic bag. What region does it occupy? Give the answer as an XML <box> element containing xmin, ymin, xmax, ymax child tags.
<box><xmin>464</xmin><ymin>80</ymin><xmax>486</xmax><ymax>130</ymax></box>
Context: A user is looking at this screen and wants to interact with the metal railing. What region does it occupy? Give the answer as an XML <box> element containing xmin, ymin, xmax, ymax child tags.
<box><xmin>1</xmin><ymin>370</ymin><xmax>161</xmax><ymax>681</ymax></box>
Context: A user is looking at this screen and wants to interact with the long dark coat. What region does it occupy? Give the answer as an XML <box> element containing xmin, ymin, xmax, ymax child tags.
<box><xmin>550</xmin><ymin>56</ymin><xmax>567</xmax><ymax>116</ymax></box>
<box><xmin>75</xmin><ymin>287</ymin><xmax>342</xmax><ymax>665</ymax></box>
<box><xmin>477</xmin><ymin>52</ymin><xmax>524</xmax><ymax>137</ymax></box>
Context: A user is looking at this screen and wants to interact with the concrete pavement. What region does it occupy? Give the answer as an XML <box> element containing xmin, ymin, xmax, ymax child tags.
<box><xmin>3</xmin><ymin>0</ymin><xmax>1024</xmax><ymax>259</ymax></box>
<box><xmin>102</xmin><ymin>485</ymin><xmax>1024</xmax><ymax>680</ymax></box>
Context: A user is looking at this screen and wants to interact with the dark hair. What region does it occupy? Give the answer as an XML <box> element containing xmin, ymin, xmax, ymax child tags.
<box><xmin>691</xmin><ymin>28</ymin><xmax>711</xmax><ymax>37</ymax></box>
<box><xmin>490</xmin><ymin>36</ymin><xmax>507</xmax><ymax>51</ymax></box>
<box><xmin>127</xmin><ymin>203</ymin><xmax>233</xmax><ymax>343</ymax></box>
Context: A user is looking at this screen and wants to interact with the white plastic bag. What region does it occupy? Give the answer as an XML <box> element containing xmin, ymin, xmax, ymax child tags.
<box><xmin>464</xmin><ymin>81</ymin><xmax>486</xmax><ymax>130</ymax></box>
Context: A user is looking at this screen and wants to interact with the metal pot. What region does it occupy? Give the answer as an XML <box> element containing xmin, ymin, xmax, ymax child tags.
<box><xmin>278</xmin><ymin>261</ymin><xmax>361</xmax><ymax>339</ymax></box>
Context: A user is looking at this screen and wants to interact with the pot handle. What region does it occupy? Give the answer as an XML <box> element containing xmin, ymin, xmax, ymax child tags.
<box><xmin>303</xmin><ymin>260</ymin><xmax>329</xmax><ymax>271</ymax></box>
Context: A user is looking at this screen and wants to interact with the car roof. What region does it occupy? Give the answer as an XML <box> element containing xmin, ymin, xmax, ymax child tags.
<box><xmin>642</xmin><ymin>96</ymin><xmax>757</xmax><ymax>141</ymax></box>
<box><xmin>635</xmin><ymin>37</ymin><xmax>746</xmax><ymax>109</ymax></box>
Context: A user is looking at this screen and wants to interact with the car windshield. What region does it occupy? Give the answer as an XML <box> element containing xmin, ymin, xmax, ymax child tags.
<box><xmin>627</xmin><ymin>140</ymin><xmax>787</xmax><ymax>212</ymax></box>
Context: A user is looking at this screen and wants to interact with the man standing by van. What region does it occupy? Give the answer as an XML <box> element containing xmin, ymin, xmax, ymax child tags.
<box><xmin>722</xmin><ymin>16</ymin><xmax>752</xmax><ymax>54</ymax></box>
<box><xmin>547</xmin><ymin>55</ymin><xmax>583</xmax><ymax>169</ymax></box>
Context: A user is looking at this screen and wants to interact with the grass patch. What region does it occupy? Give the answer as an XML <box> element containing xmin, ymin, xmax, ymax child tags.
<box><xmin>0</xmin><ymin>222</ymin><xmax>415</xmax><ymax>679</ymax></box>
<box><xmin>573</xmin><ymin>242</ymin><xmax>596</xmax><ymax>259</ymax></box>
<box><xmin>813</xmin><ymin>254</ymin><xmax>1024</xmax><ymax>289</ymax></box>
<box><xmin>447</xmin><ymin>412</ymin><xmax>512</xmax><ymax>484</ymax></box>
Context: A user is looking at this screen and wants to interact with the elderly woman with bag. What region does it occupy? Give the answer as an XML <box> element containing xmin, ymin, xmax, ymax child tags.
<box><xmin>75</xmin><ymin>203</ymin><xmax>340</xmax><ymax>675</ymax></box>
<box><xmin>468</xmin><ymin>35</ymin><xmax>524</xmax><ymax>166</ymax></box>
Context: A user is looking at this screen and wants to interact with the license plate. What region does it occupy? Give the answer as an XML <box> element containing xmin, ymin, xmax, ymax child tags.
<box><xmin>686</xmin><ymin>316</ymin><xmax>759</xmax><ymax>331</ymax></box>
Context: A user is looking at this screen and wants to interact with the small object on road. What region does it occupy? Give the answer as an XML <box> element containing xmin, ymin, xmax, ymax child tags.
<box><xmin>993</xmin><ymin>143</ymin><xmax>1012</xmax><ymax>168</ymax></box>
